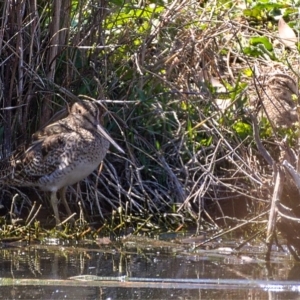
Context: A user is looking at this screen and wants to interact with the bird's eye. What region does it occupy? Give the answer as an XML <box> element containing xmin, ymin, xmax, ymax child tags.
<box><xmin>78</xmin><ymin>109</ymin><xmax>82</xmax><ymax>114</ymax></box>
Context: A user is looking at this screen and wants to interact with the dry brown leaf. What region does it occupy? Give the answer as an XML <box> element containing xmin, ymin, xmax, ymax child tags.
<box><xmin>278</xmin><ymin>17</ymin><xmax>297</xmax><ymax>50</ymax></box>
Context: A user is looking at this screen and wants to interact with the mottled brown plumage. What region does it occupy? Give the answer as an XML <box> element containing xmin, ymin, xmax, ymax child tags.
<box><xmin>0</xmin><ymin>100</ymin><xmax>124</xmax><ymax>226</ymax></box>
<box><xmin>260</xmin><ymin>73</ymin><xmax>298</xmax><ymax>128</ymax></box>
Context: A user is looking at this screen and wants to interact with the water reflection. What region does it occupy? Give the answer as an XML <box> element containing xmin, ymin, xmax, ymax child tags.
<box><xmin>0</xmin><ymin>238</ymin><xmax>299</xmax><ymax>299</ymax></box>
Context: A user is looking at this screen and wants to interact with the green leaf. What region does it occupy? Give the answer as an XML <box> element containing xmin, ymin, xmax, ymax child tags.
<box><xmin>109</xmin><ymin>0</ymin><xmax>124</xmax><ymax>6</ymax></box>
<box><xmin>243</xmin><ymin>8</ymin><xmax>263</xmax><ymax>19</ymax></box>
<box><xmin>187</xmin><ymin>118</ymin><xmax>194</xmax><ymax>139</ymax></box>
<box><xmin>155</xmin><ymin>140</ymin><xmax>161</xmax><ymax>150</ymax></box>
<box><xmin>232</xmin><ymin>121</ymin><xmax>252</xmax><ymax>139</ymax></box>
<box><xmin>243</xmin><ymin>68</ymin><xmax>253</xmax><ymax>77</ymax></box>
<box><xmin>249</xmin><ymin>36</ymin><xmax>273</xmax><ymax>51</ymax></box>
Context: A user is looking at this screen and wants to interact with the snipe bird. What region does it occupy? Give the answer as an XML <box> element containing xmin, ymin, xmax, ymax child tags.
<box><xmin>0</xmin><ymin>100</ymin><xmax>124</xmax><ymax>226</ymax></box>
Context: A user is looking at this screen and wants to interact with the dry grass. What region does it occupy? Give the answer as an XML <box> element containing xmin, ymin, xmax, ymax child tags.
<box><xmin>0</xmin><ymin>0</ymin><xmax>299</xmax><ymax>243</ymax></box>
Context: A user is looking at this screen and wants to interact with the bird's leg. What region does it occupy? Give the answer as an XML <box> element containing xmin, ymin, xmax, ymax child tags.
<box><xmin>50</xmin><ymin>191</ymin><xmax>61</xmax><ymax>226</ymax></box>
<box><xmin>59</xmin><ymin>186</ymin><xmax>75</xmax><ymax>224</ymax></box>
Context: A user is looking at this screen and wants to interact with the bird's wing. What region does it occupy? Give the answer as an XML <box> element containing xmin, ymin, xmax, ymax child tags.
<box><xmin>32</xmin><ymin>119</ymin><xmax>73</xmax><ymax>141</ymax></box>
<box><xmin>17</xmin><ymin>133</ymin><xmax>68</xmax><ymax>180</ymax></box>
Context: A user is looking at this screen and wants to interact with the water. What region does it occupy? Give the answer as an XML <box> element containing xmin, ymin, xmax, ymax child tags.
<box><xmin>0</xmin><ymin>236</ymin><xmax>299</xmax><ymax>299</ymax></box>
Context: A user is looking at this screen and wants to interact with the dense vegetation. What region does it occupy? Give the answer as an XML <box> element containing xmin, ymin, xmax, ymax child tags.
<box><xmin>0</xmin><ymin>0</ymin><xmax>300</xmax><ymax>257</ymax></box>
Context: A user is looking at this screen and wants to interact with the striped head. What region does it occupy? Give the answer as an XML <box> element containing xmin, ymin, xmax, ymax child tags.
<box><xmin>71</xmin><ymin>100</ymin><xmax>124</xmax><ymax>154</ymax></box>
<box><xmin>70</xmin><ymin>100</ymin><xmax>103</xmax><ymax>129</ymax></box>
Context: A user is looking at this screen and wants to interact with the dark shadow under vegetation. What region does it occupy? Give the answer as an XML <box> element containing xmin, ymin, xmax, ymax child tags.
<box><xmin>1</xmin><ymin>0</ymin><xmax>300</xmax><ymax>260</ymax></box>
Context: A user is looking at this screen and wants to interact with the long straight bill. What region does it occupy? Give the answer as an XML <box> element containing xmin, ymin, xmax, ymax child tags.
<box><xmin>96</xmin><ymin>124</ymin><xmax>124</xmax><ymax>154</ymax></box>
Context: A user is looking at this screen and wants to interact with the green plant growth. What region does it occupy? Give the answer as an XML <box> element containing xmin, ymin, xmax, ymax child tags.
<box><xmin>0</xmin><ymin>0</ymin><xmax>299</xmax><ymax>241</ymax></box>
